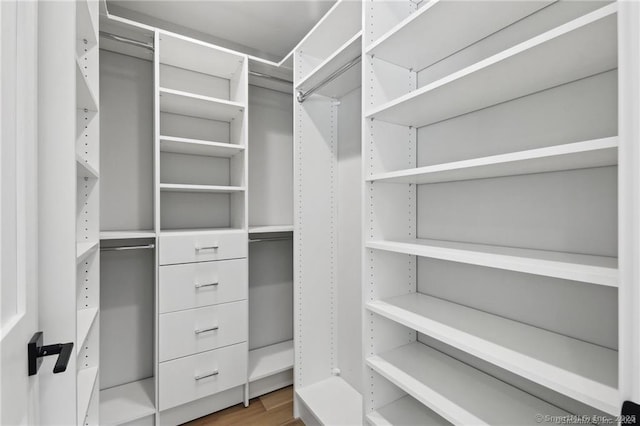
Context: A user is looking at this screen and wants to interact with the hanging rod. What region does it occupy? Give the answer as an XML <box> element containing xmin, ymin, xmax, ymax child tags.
<box><xmin>99</xmin><ymin>31</ymin><xmax>154</xmax><ymax>51</ymax></box>
<box><xmin>249</xmin><ymin>71</ymin><xmax>293</xmax><ymax>85</ymax></box>
<box><xmin>296</xmin><ymin>55</ymin><xmax>361</xmax><ymax>103</ymax></box>
<box><xmin>249</xmin><ymin>236</ymin><xmax>293</xmax><ymax>243</ymax></box>
<box><xmin>101</xmin><ymin>243</ymin><xmax>155</xmax><ymax>252</ymax></box>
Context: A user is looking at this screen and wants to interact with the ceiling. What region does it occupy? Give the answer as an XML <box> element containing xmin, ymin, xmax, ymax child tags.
<box><xmin>106</xmin><ymin>0</ymin><xmax>337</xmax><ymax>62</ymax></box>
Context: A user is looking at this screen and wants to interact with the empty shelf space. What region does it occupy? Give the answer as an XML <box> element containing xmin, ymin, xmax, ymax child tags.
<box><xmin>367</xmin><ymin>395</ymin><xmax>451</xmax><ymax>426</ymax></box>
<box><xmin>366</xmin><ymin>238</ymin><xmax>617</xmax><ymax>287</ymax></box>
<box><xmin>159</xmin><ymin>31</ymin><xmax>244</xmax><ymax>78</ymax></box>
<box><xmin>366</xmin><ymin>1</ymin><xmax>551</xmax><ymax>71</ymax></box>
<box><xmin>249</xmin><ymin>225</ymin><xmax>294</xmax><ymax>234</ymax></box>
<box><xmin>249</xmin><ymin>340</ymin><xmax>294</xmax><ymax>382</ymax></box>
<box><xmin>77</xmin><ymin>367</ymin><xmax>99</xmax><ymax>425</ymax></box>
<box><xmin>296</xmin><ymin>377</ymin><xmax>362</xmax><ymax>426</ymax></box>
<box><xmin>76</xmin><ymin>154</ymin><xmax>99</xmax><ymax>179</ymax></box>
<box><xmin>76</xmin><ymin>307</ymin><xmax>98</xmax><ymax>355</ymax></box>
<box><xmin>159</xmin><ymin>87</ymin><xmax>244</xmax><ymax>122</ymax></box>
<box><xmin>367</xmin><ymin>342</ymin><xmax>570</xmax><ymax>425</ymax></box>
<box><xmin>77</xmin><ymin>240</ymin><xmax>99</xmax><ymax>264</ymax></box>
<box><xmin>296</xmin><ymin>31</ymin><xmax>362</xmax><ymax>99</ymax></box>
<box><xmin>367</xmin><ymin>137</ymin><xmax>618</xmax><ymax>184</ymax></box>
<box><xmin>367</xmin><ymin>4</ymin><xmax>617</xmax><ymax>127</ymax></box>
<box><xmin>76</xmin><ymin>58</ymin><xmax>97</xmax><ymax>112</ymax></box>
<box><xmin>100</xmin><ymin>230</ymin><xmax>156</xmax><ymax>240</ymax></box>
<box><xmin>159</xmin><ymin>135</ymin><xmax>244</xmax><ymax>158</ymax></box>
<box><xmin>367</xmin><ymin>293</ymin><xmax>618</xmax><ymax>415</ymax></box>
<box><xmin>159</xmin><ymin>183</ymin><xmax>245</xmax><ymax>193</ymax></box>
<box><xmin>100</xmin><ymin>378</ymin><xmax>156</xmax><ymax>426</ymax></box>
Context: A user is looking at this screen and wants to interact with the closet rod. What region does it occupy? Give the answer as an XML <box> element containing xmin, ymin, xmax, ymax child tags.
<box><xmin>296</xmin><ymin>55</ymin><xmax>361</xmax><ymax>103</ymax></box>
<box><xmin>100</xmin><ymin>244</ymin><xmax>155</xmax><ymax>252</ymax></box>
<box><xmin>249</xmin><ymin>71</ymin><xmax>292</xmax><ymax>85</ymax></box>
<box><xmin>99</xmin><ymin>31</ymin><xmax>154</xmax><ymax>51</ymax></box>
<box><xmin>249</xmin><ymin>237</ymin><xmax>292</xmax><ymax>243</ymax></box>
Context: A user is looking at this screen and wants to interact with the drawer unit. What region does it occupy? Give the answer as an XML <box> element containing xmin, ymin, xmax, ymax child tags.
<box><xmin>159</xmin><ymin>342</ymin><xmax>248</xmax><ymax>411</ymax></box>
<box><xmin>159</xmin><ymin>301</ymin><xmax>248</xmax><ymax>362</ymax></box>
<box><xmin>159</xmin><ymin>259</ymin><xmax>248</xmax><ymax>313</ymax></box>
<box><xmin>159</xmin><ymin>230</ymin><xmax>247</xmax><ymax>265</ymax></box>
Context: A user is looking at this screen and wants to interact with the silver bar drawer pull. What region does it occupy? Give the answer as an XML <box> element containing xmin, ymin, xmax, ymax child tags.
<box><xmin>195</xmin><ymin>282</ymin><xmax>219</xmax><ymax>289</ymax></box>
<box><xmin>196</xmin><ymin>243</ymin><xmax>219</xmax><ymax>251</ymax></box>
<box><xmin>194</xmin><ymin>325</ymin><xmax>219</xmax><ymax>334</ymax></box>
<box><xmin>194</xmin><ymin>370</ymin><xmax>219</xmax><ymax>381</ymax></box>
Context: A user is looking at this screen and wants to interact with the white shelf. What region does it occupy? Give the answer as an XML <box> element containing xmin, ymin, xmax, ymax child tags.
<box><xmin>100</xmin><ymin>378</ymin><xmax>156</xmax><ymax>426</ymax></box>
<box><xmin>76</xmin><ymin>240</ymin><xmax>99</xmax><ymax>264</ymax></box>
<box><xmin>159</xmin><ymin>88</ymin><xmax>244</xmax><ymax>122</ymax></box>
<box><xmin>100</xmin><ymin>230</ymin><xmax>156</xmax><ymax>240</ymax></box>
<box><xmin>76</xmin><ymin>58</ymin><xmax>98</xmax><ymax>112</ymax></box>
<box><xmin>366</xmin><ymin>4</ymin><xmax>617</xmax><ymax>128</ymax></box>
<box><xmin>366</xmin><ymin>395</ymin><xmax>450</xmax><ymax>426</ymax></box>
<box><xmin>76</xmin><ymin>0</ymin><xmax>97</xmax><ymax>48</ymax></box>
<box><xmin>366</xmin><ymin>238</ymin><xmax>617</xmax><ymax>287</ymax></box>
<box><xmin>367</xmin><ymin>293</ymin><xmax>618</xmax><ymax>415</ymax></box>
<box><xmin>76</xmin><ymin>307</ymin><xmax>98</xmax><ymax>355</ymax></box>
<box><xmin>296</xmin><ymin>377</ymin><xmax>362</xmax><ymax>426</ymax></box>
<box><xmin>248</xmin><ymin>340</ymin><xmax>294</xmax><ymax>382</ymax></box>
<box><xmin>159</xmin><ymin>31</ymin><xmax>244</xmax><ymax>78</ymax></box>
<box><xmin>77</xmin><ymin>366</ymin><xmax>99</xmax><ymax>425</ymax></box>
<box><xmin>76</xmin><ymin>154</ymin><xmax>99</xmax><ymax>179</ymax></box>
<box><xmin>159</xmin><ymin>135</ymin><xmax>244</xmax><ymax>158</ymax></box>
<box><xmin>249</xmin><ymin>225</ymin><xmax>294</xmax><ymax>234</ymax></box>
<box><xmin>368</xmin><ymin>137</ymin><xmax>618</xmax><ymax>185</ymax></box>
<box><xmin>296</xmin><ymin>31</ymin><xmax>362</xmax><ymax>100</ymax></box>
<box><xmin>159</xmin><ymin>183</ymin><xmax>245</xmax><ymax>193</ymax></box>
<box><xmin>366</xmin><ymin>1</ymin><xmax>551</xmax><ymax>72</ymax></box>
<box><xmin>367</xmin><ymin>342</ymin><xmax>570</xmax><ymax>425</ymax></box>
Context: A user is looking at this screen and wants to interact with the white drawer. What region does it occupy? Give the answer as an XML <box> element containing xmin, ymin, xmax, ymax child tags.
<box><xmin>159</xmin><ymin>230</ymin><xmax>247</xmax><ymax>265</ymax></box>
<box><xmin>159</xmin><ymin>259</ymin><xmax>247</xmax><ymax>313</ymax></box>
<box><xmin>159</xmin><ymin>342</ymin><xmax>247</xmax><ymax>411</ymax></box>
<box><xmin>159</xmin><ymin>301</ymin><xmax>247</xmax><ymax>362</ymax></box>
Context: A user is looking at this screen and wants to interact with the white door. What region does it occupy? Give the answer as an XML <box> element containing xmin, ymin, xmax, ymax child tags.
<box><xmin>0</xmin><ymin>0</ymin><xmax>40</xmax><ymax>424</ymax></box>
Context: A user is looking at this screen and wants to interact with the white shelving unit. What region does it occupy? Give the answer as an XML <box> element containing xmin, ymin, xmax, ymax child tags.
<box><xmin>99</xmin><ymin>378</ymin><xmax>156</xmax><ymax>426</ymax></box>
<box><xmin>293</xmin><ymin>1</ymin><xmax>363</xmax><ymax>423</ymax></box>
<box><xmin>75</xmin><ymin>2</ymin><xmax>100</xmax><ymax>424</ymax></box>
<box><xmin>363</xmin><ymin>0</ymin><xmax>626</xmax><ymax>423</ymax></box>
<box><xmin>100</xmin><ymin>231</ymin><xmax>156</xmax><ymax>240</ymax></box>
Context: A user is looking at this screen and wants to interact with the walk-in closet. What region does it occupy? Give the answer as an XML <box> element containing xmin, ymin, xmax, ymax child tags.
<box><xmin>3</xmin><ymin>0</ymin><xmax>640</xmax><ymax>425</ymax></box>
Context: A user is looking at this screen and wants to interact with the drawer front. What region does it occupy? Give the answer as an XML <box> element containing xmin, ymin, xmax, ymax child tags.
<box><xmin>159</xmin><ymin>301</ymin><xmax>247</xmax><ymax>362</ymax></box>
<box><xmin>159</xmin><ymin>231</ymin><xmax>247</xmax><ymax>265</ymax></box>
<box><xmin>159</xmin><ymin>342</ymin><xmax>247</xmax><ymax>411</ymax></box>
<box><xmin>159</xmin><ymin>259</ymin><xmax>247</xmax><ymax>313</ymax></box>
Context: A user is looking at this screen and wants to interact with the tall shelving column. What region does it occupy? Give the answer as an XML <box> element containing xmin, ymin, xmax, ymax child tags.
<box><xmin>154</xmin><ymin>30</ymin><xmax>250</xmax><ymax>425</ymax></box>
<box><xmin>363</xmin><ymin>1</ymin><xmax>625</xmax><ymax>424</ymax></box>
<box><xmin>293</xmin><ymin>1</ymin><xmax>363</xmax><ymax>424</ymax></box>
<box><xmin>75</xmin><ymin>0</ymin><xmax>100</xmax><ymax>424</ymax></box>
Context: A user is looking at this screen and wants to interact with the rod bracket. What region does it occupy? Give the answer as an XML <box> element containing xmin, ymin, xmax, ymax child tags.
<box><xmin>28</xmin><ymin>332</ymin><xmax>73</xmax><ymax>376</ymax></box>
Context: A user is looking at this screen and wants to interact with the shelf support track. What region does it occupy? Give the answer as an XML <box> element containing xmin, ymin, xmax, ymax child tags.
<box><xmin>296</xmin><ymin>56</ymin><xmax>361</xmax><ymax>103</ymax></box>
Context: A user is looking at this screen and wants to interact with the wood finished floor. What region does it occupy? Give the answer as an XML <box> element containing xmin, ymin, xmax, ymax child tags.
<box><xmin>183</xmin><ymin>386</ymin><xmax>304</xmax><ymax>426</ymax></box>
